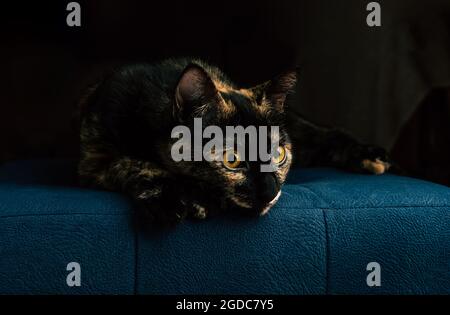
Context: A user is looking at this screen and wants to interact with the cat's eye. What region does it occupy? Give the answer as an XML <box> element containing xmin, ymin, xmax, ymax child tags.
<box><xmin>223</xmin><ymin>151</ymin><xmax>243</xmax><ymax>170</ymax></box>
<box><xmin>272</xmin><ymin>146</ymin><xmax>287</xmax><ymax>165</ymax></box>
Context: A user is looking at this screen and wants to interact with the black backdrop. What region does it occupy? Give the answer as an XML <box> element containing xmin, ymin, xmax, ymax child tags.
<box><xmin>0</xmin><ymin>0</ymin><xmax>300</xmax><ymax>162</ymax></box>
<box><xmin>1</xmin><ymin>0</ymin><xmax>450</xmax><ymax>184</ymax></box>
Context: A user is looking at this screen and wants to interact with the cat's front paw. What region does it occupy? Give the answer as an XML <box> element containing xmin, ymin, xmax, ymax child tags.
<box><xmin>180</xmin><ymin>199</ymin><xmax>209</xmax><ymax>220</ymax></box>
<box><xmin>134</xmin><ymin>188</ymin><xmax>188</xmax><ymax>226</ymax></box>
<box><xmin>191</xmin><ymin>203</ymin><xmax>208</xmax><ymax>219</ymax></box>
<box><xmin>352</xmin><ymin>145</ymin><xmax>391</xmax><ymax>175</ymax></box>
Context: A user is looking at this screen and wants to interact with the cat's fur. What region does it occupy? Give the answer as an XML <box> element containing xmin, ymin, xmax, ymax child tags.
<box><xmin>78</xmin><ymin>58</ymin><xmax>391</xmax><ymax>225</ymax></box>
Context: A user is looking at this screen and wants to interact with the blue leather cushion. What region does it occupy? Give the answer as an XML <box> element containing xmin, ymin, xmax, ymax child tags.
<box><xmin>0</xmin><ymin>159</ymin><xmax>449</xmax><ymax>294</ymax></box>
<box><xmin>294</xmin><ymin>170</ymin><xmax>450</xmax><ymax>294</ymax></box>
<box><xmin>0</xmin><ymin>160</ymin><xmax>135</xmax><ymax>294</ymax></box>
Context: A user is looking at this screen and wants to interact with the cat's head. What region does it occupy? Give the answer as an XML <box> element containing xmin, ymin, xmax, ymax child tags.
<box><xmin>168</xmin><ymin>62</ymin><xmax>297</xmax><ymax>216</ymax></box>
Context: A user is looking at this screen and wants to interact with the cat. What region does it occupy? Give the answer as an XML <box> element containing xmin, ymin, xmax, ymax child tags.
<box><xmin>78</xmin><ymin>58</ymin><xmax>392</xmax><ymax>225</ymax></box>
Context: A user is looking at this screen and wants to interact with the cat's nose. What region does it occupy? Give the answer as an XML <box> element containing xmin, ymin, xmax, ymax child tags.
<box><xmin>259</xmin><ymin>174</ymin><xmax>280</xmax><ymax>205</ymax></box>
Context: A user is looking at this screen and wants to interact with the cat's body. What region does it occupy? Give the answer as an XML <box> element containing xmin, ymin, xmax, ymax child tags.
<box><xmin>78</xmin><ymin>58</ymin><xmax>391</xmax><ymax>225</ymax></box>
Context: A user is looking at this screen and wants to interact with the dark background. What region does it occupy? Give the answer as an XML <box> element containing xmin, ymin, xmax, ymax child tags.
<box><xmin>1</xmin><ymin>0</ymin><xmax>450</xmax><ymax>185</ymax></box>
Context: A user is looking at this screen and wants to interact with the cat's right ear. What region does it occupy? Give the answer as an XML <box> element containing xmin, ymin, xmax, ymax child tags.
<box><xmin>174</xmin><ymin>64</ymin><xmax>218</xmax><ymax>122</ymax></box>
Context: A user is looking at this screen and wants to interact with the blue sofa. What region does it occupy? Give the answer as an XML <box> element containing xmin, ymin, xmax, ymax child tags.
<box><xmin>0</xmin><ymin>159</ymin><xmax>449</xmax><ymax>294</ymax></box>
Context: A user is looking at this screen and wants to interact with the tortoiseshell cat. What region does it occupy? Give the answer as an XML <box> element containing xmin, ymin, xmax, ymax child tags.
<box><xmin>78</xmin><ymin>58</ymin><xmax>392</xmax><ymax>225</ymax></box>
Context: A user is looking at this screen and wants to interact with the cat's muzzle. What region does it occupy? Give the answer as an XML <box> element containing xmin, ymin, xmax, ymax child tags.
<box><xmin>260</xmin><ymin>190</ymin><xmax>282</xmax><ymax>216</ymax></box>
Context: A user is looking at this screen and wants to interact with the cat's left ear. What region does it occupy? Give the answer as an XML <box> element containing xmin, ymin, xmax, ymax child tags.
<box><xmin>255</xmin><ymin>69</ymin><xmax>298</xmax><ymax>110</ymax></box>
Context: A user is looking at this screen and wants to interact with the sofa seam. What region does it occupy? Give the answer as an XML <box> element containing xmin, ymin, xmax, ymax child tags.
<box><xmin>321</xmin><ymin>208</ymin><xmax>331</xmax><ymax>295</ymax></box>
<box><xmin>282</xmin><ymin>205</ymin><xmax>450</xmax><ymax>210</ymax></box>
<box><xmin>1</xmin><ymin>204</ymin><xmax>449</xmax><ymax>220</ymax></box>
<box><xmin>299</xmin><ymin>185</ymin><xmax>334</xmax><ymax>207</ymax></box>
<box><xmin>297</xmin><ymin>184</ymin><xmax>450</xmax><ymax>210</ymax></box>
<box><xmin>0</xmin><ymin>213</ymin><xmax>128</xmax><ymax>219</ymax></box>
<box><xmin>297</xmin><ymin>184</ymin><xmax>332</xmax><ymax>295</ymax></box>
<box><xmin>134</xmin><ymin>227</ymin><xmax>139</xmax><ymax>295</ymax></box>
